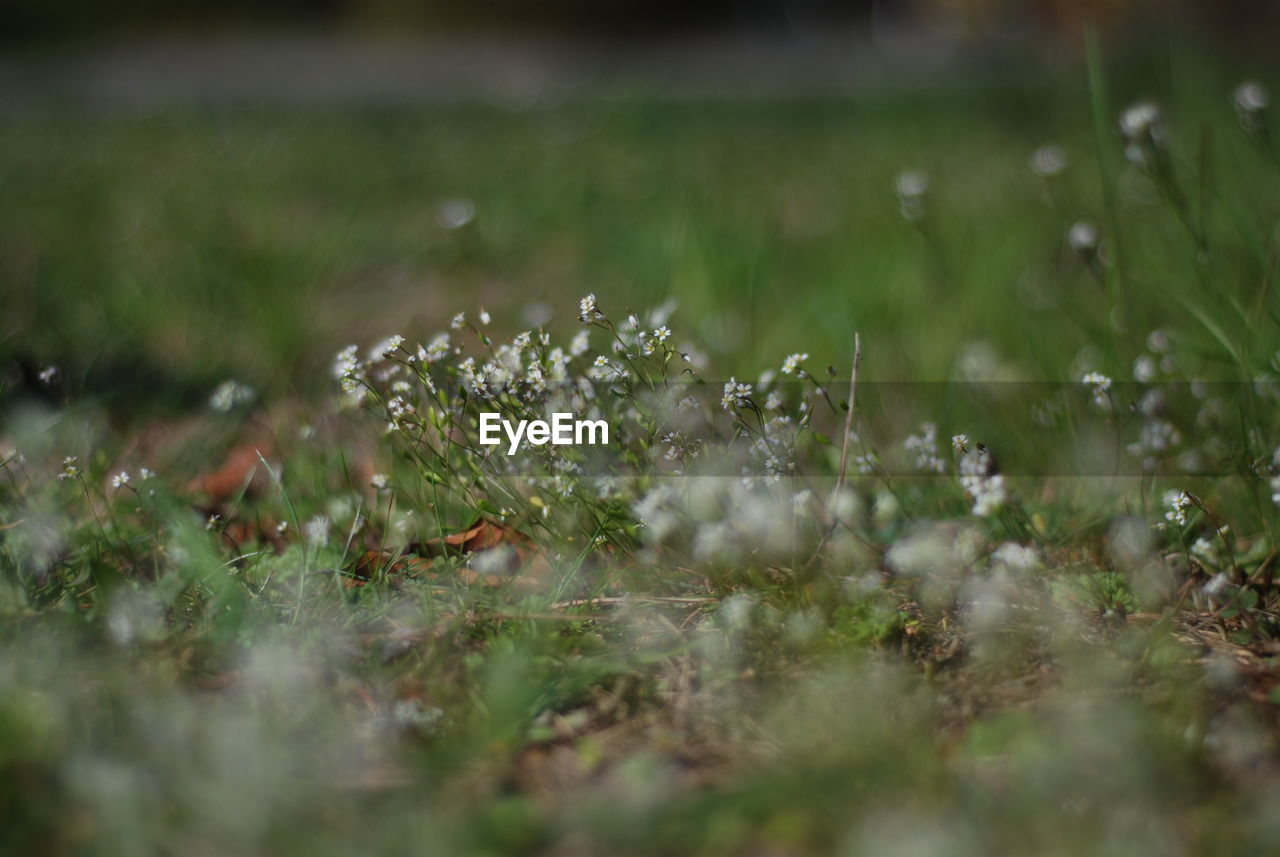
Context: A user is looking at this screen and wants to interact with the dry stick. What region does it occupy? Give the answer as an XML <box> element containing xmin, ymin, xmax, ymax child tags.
<box><xmin>806</xmin><ymin>333</ymin><xmax>861</xmax><ymax>570</ymax></box>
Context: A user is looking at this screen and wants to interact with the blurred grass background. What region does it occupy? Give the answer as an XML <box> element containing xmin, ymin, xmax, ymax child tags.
<box><xmin>3</xmin><ymin>41</ymin><xmax>1276</xmax><ymax>415</ymax></box>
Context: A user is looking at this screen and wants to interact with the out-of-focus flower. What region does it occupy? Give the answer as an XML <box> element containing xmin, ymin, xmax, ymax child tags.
<box><xmin>1068</xmin><ymin>221</ymin><xmax>1099</xmax><ymax>257</ymax></box>
<box><xmin>1234</xmin><ymin>81</ymin><xmax>1268</xmax><ymax>132</ymax></box>
<box><xmin>895</xmin><ymin>170</ymin><xmax>928</xmax><ymax>222</ymax></box>
<box><xmin>1029</xmin><ymin>144</ymin><xmax>1068</xmax><ymax>178</ymax></box>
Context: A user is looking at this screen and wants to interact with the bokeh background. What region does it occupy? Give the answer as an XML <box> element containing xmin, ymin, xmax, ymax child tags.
<box><xmin>2</xmin><ymin>0</ymin><xmax>1277</xmax><ymax>413</ymax></box>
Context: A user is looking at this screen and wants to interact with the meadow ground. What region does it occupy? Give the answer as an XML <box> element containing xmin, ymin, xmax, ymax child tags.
<box><xmin>3</xmin><ymin>41</ymin><xmax>1280</xmax><ymax>856</ymax></box>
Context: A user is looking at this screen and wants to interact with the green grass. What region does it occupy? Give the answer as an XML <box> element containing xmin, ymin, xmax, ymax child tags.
<box><xmin>3</xmin><ymin>64</ymin><xmax>1272</xmax><ymax>405</ymax></box>
<box><xmin>4</xmin><ymin>44</ymin><xmax>1280</xmax><ymax>857</ymax></box>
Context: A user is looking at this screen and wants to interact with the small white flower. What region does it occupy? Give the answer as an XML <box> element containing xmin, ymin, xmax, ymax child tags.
<box><xmin>206</xmin><ymin>514</ymin><xmax>221</xmax><ymax>531</ymax></box>
<box><xmin>478</xmin><ymin>308</ymin><xmax>491</xmax><ymax>325</ymax></box>
<box><xmin>450</xmin><ymin>312</ymin><xmax>466</xmax><ymax>330</ymax></box>
<box><xmin>992</xmin><ymin>542</ymin><xmax>1040</xmax><ymax>571</ymax></box>
<box><xmin>139</xmin><ymin>468</ymin><xmax>155</xmax><ymax>480</ymax></box>
<box><xmin>1234</xmin><ymin>81</ymin><xmax>1268</xmax><ymax>130</ymax></box>
<box><xmin>765</xmin><ymin>390</ymin><xmax>784</xmax><ymax>410</ymax></box>
<box><xmin>1164</xmin><ymin>490</ymin><xmax>1193</xmax><ymax>527</ymax></box>
<box><xmin>111</xmin><ymin>471</ymin><xmax>130</xmax><ymax>489</ymax></box>
<box><xmin>57</xmin><ymin>456</ymin><xmax>80</xmax><ymax>480</ymax></box>
<box><xmin>570</xmin><ymin>330</ymin><xmax>590</xmax><ymax>356</ymax></box>
<box><xmin>895</xmin><ymin>170</ymin><xmax>928</xmax><ymax>222</ymax></box>
<box><xmin>721</xmin><ymin>377</ymin><xmax>753</xmax><ymax>412</ymax></box>
<box><xmin>652</xmin><ymin>326</ymin><xmax>671</xmax><ymax>343</ymax></box>
<box><xmin>1082</xmin><ymin>372</ymin><xmax>1113</xmax><ymax>408</ymax></box>
<box><xmin>305</xmin><ymin>515</ymin><xmax>331</xmax><ymax>547</ymax></box>
<box><xmin>904</xmin><ymin>423</ymin><xmax>946</xmax><ymax>473</ymax></box>
<box><xmin>209</xmin><ymin>380</ymin><xmax>255</xmax><ymax>413</ymax></box>
<box><xmin>369</xmin><ymin>335</ymin><xmax>404</xmax><ymax>361</ymax></box>
<box><xmin>1029</xmin><ymin>144</ymin><xmax>1068</xmax><ymax>178</ymax></box>
<box><xmin>1191</xmin><ymin>537</ymin><xmax>1219</xmax><ymax>563</ymax></box>
<box><xmin>1133</xmin><ymin>355</ymin><xmax>1157</xmax><ymax>383</ymax></box>
<box><xmin>579</xmin><ymin>293</ymin><xmax>604</xmax><ymax>323</ymax></box>
<box><xmin>436</xmin><ymin>198</ymin><xmax>476</xmax><ymax>230</ymax></box>
<box><xmin>1119</xmin><ymin>100</ymin><xmax>1163</xmax><ymax>141</ymax></box>
<box><xmin>332</xmin><ymin>345</ymin><xmax>361</xmax><ymax>381</ymax></box>
<box><xmin>423</xmin><ymin>333</ymin><xmax>451</xmax><ymax>363</ymax></box>
<box><xmin>276</xmin><ymin>521</ymin><xmax>289</xmax><ymax>534</ymax></box>
<box><xmin>38</xmin><ymin>366</ymin><xmax>58</xmax><ymax>385</ymax></box>
<box><xmin>781</xmin><ymin>353</ymin><xmax>809</xmax><ymax>375</ymax></box>
<box><xmin>951</xmin><ymin>434</ymin><xmax>969</xmax><ymax>453</ymax></box>
<box><xmin>1068</xmin><ymin>221</ymin><xmax>1099</xmax><ymax>255</ymax></box>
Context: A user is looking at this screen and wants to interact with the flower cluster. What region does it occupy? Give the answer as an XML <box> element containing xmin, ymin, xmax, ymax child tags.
<box><xmin>904</xmin><ymin>423</ymin><xmax>946</xmax><ymax>474</ymax></box>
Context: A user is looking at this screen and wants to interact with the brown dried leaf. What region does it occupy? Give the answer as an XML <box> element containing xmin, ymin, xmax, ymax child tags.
<box><xmin>188</xmin><ymin>442</ymin><xmax>273</xmax><ymax>503</ymax></box>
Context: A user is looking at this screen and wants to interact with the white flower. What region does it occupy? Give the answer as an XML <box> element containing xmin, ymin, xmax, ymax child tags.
<box><xmin>992</xmin><ymin>542</ymin><xmax>1040</xmax><ymax>571</ymax></box>
<box><xmin>968</xmin><ymin>473</ymin><xmax>1007</xmax><ymax>516</ymax></box>
<box><xmin>206</xmin><ymin>514</ymin><xmax>221</xmax><ymax>531</ymax></box>
<box><xmin>111</xmin><ymin>471</ymin><xmax>131</xmax><ymax>489</ymax></box>
<box><xmin>1082</xmin><ymin>371</ymin><xmax>1113</xmax><ymax>408</ymax></box>
<box><xmin>957</xmin><ymin>442</ymin><xmax>1004</xmax><ymax>516</ymax></box>
<box><xmin>765</xmin><ymin>390</ymin><xmax>783</xmax><ymax>410</ymax></box>
<box><xmin>1234</xmin><ymin>81</ymin><xmax>1268</xmax><ymax>130</ymax></box>
<box><xmin>276</xmin><ymin>521</ymin><xmax>289</xmax><ymax>534</ymax></box>
<box><xmin>370</xmin><ymin>473</ymin><xmax>389</xmax><ymax>490</ymax></box>
<box><xmin>904</xmin><ymin>423</ymin><xmax>946</xmax><ymax>474</ymax></box>
<box><xmin>369</xmin><ymin>335</ymin><xmax>404</xmax><ymax>361</ymax></box>
<box><xmin>579</xmin><ymin>293</ymin><xmax>604</xmax><ymax>323</ymax></box>
<box><xmin>1068</xmin><ymin>221</ymin><xmax>1099</xmax><ymax>255</ymax></box>
<box><xmin>305</xmin><ymin>515</ymin><xmax>331</xmax><ymax>547</ymax></box>
<box><xmin>1119</xmin><ymin>100</ymin><xmax>1163</xmax><ymax>141</ymax></box>
<box><xmin>38</xmin><ymin>366</ymin><xmax>58</xmax><ymax>385</ymax></box>
<box><xmin>450</xmin><ymin>312</ymin><xmax>466</xmax><ymax>330</ymax></box>
<box><xmin>1191</xmin><ymin>537</ymin><xmax>1219</xmax><ymax>563</ymax></box>
<box><xmin>333</xmin><ymin>344</ymin><xmax>361</xmax><ymax>381</ymax></box>
<box><xmin>512</xmin><ymin>331</ymin><xmax>532</xmax><ymax>351</ymax></box>
<box><xmin>895</xmin><ymin>170</ymin><xmax>928</xmax><ymax>222</ymax></box>
<box><xmin>1164</xmin><ymin>490</ymin><xmax>1193</xmax><ymax>527</ymax></box>
<box><xmin>1029</xmin><ymin>144</ymin><xmax>1068</xmax><ymax>178</ymax></box>
<box><xmin>386</xmin><ymin>396</ymin><xmax>414</xmax><ymax>420</ymax></box>
<box><xmin>570</xmin><ymin>330</ymin><xmax>590</xmax><ymax>356</ymax></box>
<box><xmin>436</xmin><ymin>198</ymin><xmax>475</xmax><ymax>230</ymax></box>
<box><xmin>781</xmin><ymin>353</ymin><xmax>808</xmax><ymax>375</ymax></box>
<box><xmin>1133</xmin><ymin>355</ymin><xmax>1157</xmax><ymax>383</ymax></box>
<box><xmin>139</xmin><ymin>468</ymin><xmax>155</xmax><ymax>480</ymax></box>
<box><xmin>57</xmin><ymin>456</ymin><xmax>80</xmax><ymax>480</ymax></box>
<box><xmin>951</xmin><ymin>434</ymin><xmax>969</xmax><ymax>453</ymax></box>
<box><xmin>209</xmin><ymin>380</ymin><xmax>255</xmax><ymax>413</ymax></box>
<box><xmin>479</xmin><ymin>308</ymin><xmax>491</xmax><ymax>325</ymax></box>
<box><xmin>423</xmin><ymin>333</ymin><xmax>451</xmax><ymax>363</ymax></box>
<box><xmin>721</xmin><ymin>378</ymin><xmax>753</xmax><ymax>412</ymax></box>
<box><xmin>652</xmin><ymin>326</ymin><xmax>671</xmax><ymax>343</ymax></box>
